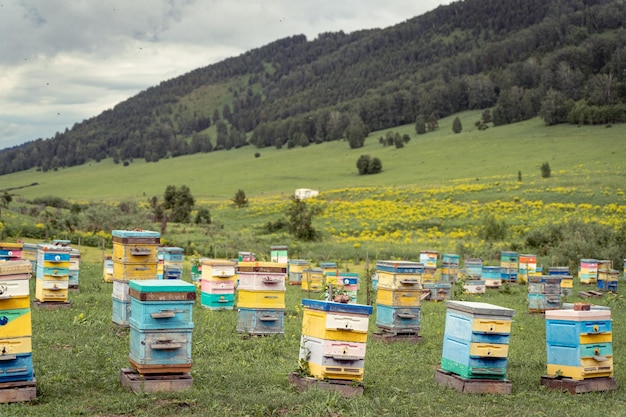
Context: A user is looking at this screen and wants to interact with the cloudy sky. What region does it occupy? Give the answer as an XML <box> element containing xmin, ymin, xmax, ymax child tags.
<box><xmin>0</xmin><ymin>0</ymin><xmax>453</xmax><ymax>150</ymax></box>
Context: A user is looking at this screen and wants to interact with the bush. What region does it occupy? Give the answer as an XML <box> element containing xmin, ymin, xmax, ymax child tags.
<box><xmin>356</xmin><ymin>155</ymin><xmax>382</xmax><ymax>175</ymax></box>
<box><xmin>541</xmin><ymin>162</ymin><xmax>551</xmax><ymax>178</ymax></box>
<box><xmin>479</xmin><ymin>214</ymin><xmax>507</xmax><ymax>241</ymax></box>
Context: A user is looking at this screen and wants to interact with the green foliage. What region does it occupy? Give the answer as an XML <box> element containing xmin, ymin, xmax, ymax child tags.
<box><xmin>479</xmin><ymin>213</ymin><xmax>507</xmax><ymax>241</ymax></box>
<box><xmin>346</xmin><ymin>114</ymin><xmax>368</xmax><ymax>149</ymax></box>
<box><xmin>195</xmin><ymin>207</ymin><xmax>211</xmax><ymax>224</ymax></box>
<box><xmin>28</xmin><ymin>195</ymin><xmax>72</xmax><ymax>209</ymax></box>
<box><xmin>518</xmin><ymin>170</ymin><xmax>522</xmax><ymax>182</ymax></box>
<box><xmin>163</xmin><ymin>185</ymin><xmax>195</xmax><ymax>223</ymax></box>
<box><xmin>356</xmin><ymin>155</ymin><xmax>382</xmax><ymax>175</ymax></box>
<box><xmin>285</xmin><ymin>196</ymin><xmax>320</xmax><ymax>241</ymax></box>
<box><xmin>540</xmin><ymin>162</ymin><xmax>552</xmax><ymax>178</ymax></box>
<box><xmin>427</xmin><ymin>112</ymin><xmax>439</xmax><ymax>132</ymax></box>
<box><xmin>415</xmin><ymin>114</ymin><xmax>426</xmax><ymax>135</ymax></box>
<box><xmin>1</xmin><ymin>192</ymin><xmax>12</xmax><ymax>208</ymax></box>
<box><xmin>231</xmin><ymin>189</ymin><xmax>249</xmax><ymax>208</ymax></box>
<box><xmin>452</xmin><ymin>116</ymin><xmax>462</xmax><ymax>134</ymax></box>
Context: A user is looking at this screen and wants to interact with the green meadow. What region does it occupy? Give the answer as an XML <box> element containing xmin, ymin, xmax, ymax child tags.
<box><xmin>1</xmin><ymin>115</ymin><xmax>626</xmax><ymax>415</ymax></box>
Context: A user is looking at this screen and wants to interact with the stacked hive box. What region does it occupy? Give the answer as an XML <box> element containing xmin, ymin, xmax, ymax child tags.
<box><xmin>420</xmin><ymin>251</ymin><xmax>438</xmax><ymax>282</ymax></box>
<box><xmin>596</xmin><ymin>260</ymin><xmax>615</xmax><ymax>292</ymax></box>
<box><xmin>375</xmin><ymin>261</ymin><xmax>424</xmax><ymax>336</ymax></box>
<box><xmin>301</xmin><ymin>267</ymin><xmax>324</xmax><ymax>292</ymax></box>
<box><xmin>482</xmin><ymin>266</ymin><xmax>502</xmax><ymax>288</ymax></box>
<box><xmin>518</xmin><ymin>254</ymin><xmax>538</xmax><ymax>284</ymax></box>
<box><xmin>545</xmin><ymin>308</ymin><xmax>613</xmax><ymax>380</ymax></box>
<box><xmin>270</xmin><ymin>246</ymin><xmax>288</xmax><ymax>263</ymax></box>
<box><xmin>324</xmin><ymin>271</ymin><xmax>359</xmax><ymax>303</ymax></box>
<box><xmin>288</xmin><ymin>259</ymin><xmax>309</xmax><ymax>286</ymax></box>
<box><xmin>200</xmin><ymin>259</ymin><xmax>236</xmax><ymax>310</ymax></box>
<box><xmin>238</xmin><ymin>252</ymin><xmax>256</xmax><ymax>262</ymax></box>
<box><xmin>500</xmin><ymin>251</ymin><xmax>518</xmax><ymax>284</ymax></box>
<box><xmin>464</xmin><ymin>258</ymin><xmax>483</xmax><ymax>279</ymax></box>
<box><xmin>21</xmin><ymin>243</ymin><xmax>38</xmax><ymax>270</ymax></box>
<box><xmin>35</xmin><ymin>243</ymin><xmax>71</xmax><ymax>304</ymax></box>
<box><xmin>441</xmin><ymin>254</ymin><xmax>460</xmax><ymax>283</ymax></box>
<box><xmin>528</xmin><ymin>276</ymin><xmax>561</xmax><ymax>312</ymax></box>
<box><xmin>103</xmin><ymin>256</ymin><xmax>114</xmax><ymax>283</ymax></box>
<box><xmin>549</xmin><ymin>267</ymin><xmax>573</xmax><ymax>296</ymax></box>
<box><xmin>161</xmin><ymin>247</ymin><xmax>184</xmax><ymax>280</ymax></box>
<box><xmin>579</xmin><ymin>259</ymin><xmax>598</xmax><ymax>284</ymax></box>
<box><xmin>441</xmin><ymin>301</ymin><xmax>515</xmax><ymax>381</ymax></box>
<box><xmin>111</xmin><ymin>230</ymin><xmax>160</xmax><ymax>326</ymax></box>
<box><xmin>128</xmin><ymin>279</ymin><xmax>195</xmax><ymax>375</ymax></box>
<box><xmin>0</xmin><ymin>260</ymin><xmax>34</xmax><ymax>384</ymax></box>
<box><xmin>320</xmin><ymin>262</ymin><xmax>338</xmax><ymax>285</ymax></box>
<box><xmin>236</xmin><ymin>262</ymin><xmax>287</xmax><ymax>335</ymax></box>
<box><xmin>0</xmin><ymin>243</ymin><xmax>22</xmax><ymax>261</ymax></box>
<box><xmin>423</xmin><ymin>282</ymin><xmax>452</xmax><ymax>301</ymax></box>
<box><xmin>68</xmin><ymin>248</ymin><xmax>80</xmax><ymax>288</ymax></box>
<box><xmin>299</xmin><ymin>299</ymin><xmax>372</xmax><ymax>383</ymax></box>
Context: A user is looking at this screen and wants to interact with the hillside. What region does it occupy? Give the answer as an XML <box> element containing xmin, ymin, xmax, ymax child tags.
<box><xmin>0</xmin><ymin>0</ymin><xmax>624</xmax><ymax>175</ymax></box>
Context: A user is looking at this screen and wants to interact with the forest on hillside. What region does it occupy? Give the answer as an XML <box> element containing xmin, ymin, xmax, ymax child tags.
<box><xmin>0</xmin><ymin>0</ymin><xmax>625</xmax><ymax>175</ymax></box>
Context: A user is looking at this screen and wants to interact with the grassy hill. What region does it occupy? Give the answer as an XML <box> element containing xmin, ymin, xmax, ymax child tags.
<box><xmin>1</xmin><ymin>113</ymin><xmax>625</xmax><ymax>204</ymax></box>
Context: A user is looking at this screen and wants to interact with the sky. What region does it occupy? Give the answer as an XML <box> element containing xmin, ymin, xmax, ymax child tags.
<box><xmin>0</xmin><ymin>0</ymin><xmax>453</xmax><ymax>150</ymax></box>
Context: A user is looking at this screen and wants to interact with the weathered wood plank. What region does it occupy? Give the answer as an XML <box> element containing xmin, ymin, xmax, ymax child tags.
<box><xmin>288</xmin><ymin>372</ymin><xmax>363</xmax><ymax>398</ymax></box>
<box><xmin>540</xmin><ymin>375</ymin><xmax>616</xmax><ymax>394</ymax></box>
<box><xmin>120</xmin><ymin>368</ymin><xmax>192</xmax><ymax>394</ymax></box>
<box><xmin>0</xmin><ymin>378</ymin><xmax>36</xmax><ymax>403</ymax></box>
<box><xmin>434</xmin><ymin>368</ymin><xmax>512</xmax><ymax>394</ymax></box>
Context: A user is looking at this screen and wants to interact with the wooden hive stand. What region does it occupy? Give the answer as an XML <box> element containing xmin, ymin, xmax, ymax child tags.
<box><xmin>540</xmin><ymin>375</ymin><xmax>617</xmax><ymax>394</ymax></box>
<box><xmin>434</xmin><ymin>368</ymin><xmax>512</xmax><ymax>394</ymax></box>
<box><xmin>33</xmin><ymin>301</ymin><xmax>72</xmax><ymax>310</ymax></box>
<box><xmin>371</xmin><ymin>330</ymin><xmax>422</xmax><ymax>344</ymax></box>
<box><xmin>120</xmin><ymin>368</ymin><xmax>192</xmax><ymax>394</ymax></box>
<box><xmin>0</xmin><ymin>379</ymin><xmax>36</xmax><ymax>403</ymax></box>
<box><xmin>288</xmin><ymin>372</ymin><xmax>363</xmax><ymax>398</ymax></box>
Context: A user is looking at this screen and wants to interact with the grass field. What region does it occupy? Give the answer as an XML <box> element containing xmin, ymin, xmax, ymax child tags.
<box><xmin>1</xmin><ymin>260</ymin><xmax>625</xmax><ymax>417</ymax></box>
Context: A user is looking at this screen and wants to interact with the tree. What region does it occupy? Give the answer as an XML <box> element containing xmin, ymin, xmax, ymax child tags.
<box><xmin>286</xmin><ymin>196</ymin><xmax>320</xmax><ymax>241</ymax></box>
<box><xmin>346</xmin><ymin>114</ymin><xmax>368</xmax><ymax>149</ymax></box>
<box><xmin>195</xmin><ymin>207</ymin><xmax>211</xmax><ymax>225</ymax></box>
<box><xmin>393</xmin><ymin>133</ymin><xmax>404</xmax><ymax>148</ymax></box>
<box><xmin>415</xmin><ymin>114</ymin><xmax>426</xmax><ymax>135</ymax></box>
<box><xmin>427</xmin><ymin>112</ymin><xmax>439</xmax><ymax>132</ymax></box>
<box><xmin>356</xmin><ymin>155</ymin><xmax>371</xmax><ymax>175</ymax></box>
<box><xmin>163</xmin><ymin>185</ymin><xmax>195</xmax><ymax>223</ymax></box>
<box><xmin>541</xmin><ymin>162</ymin><xmax>552</xmax><ymax>178</ymax></box>
<box><xmin>452</xmin><ymin>117</ymin><xmax>462</xmax><ymax>134</ymax></box>
<box><xmin>231</xmin><ymin>189</ymin><xmax>249</xmax><ymax>208</ymax></box>
<box><xmin>369</xmin><ymin>157</ymin><xmax>383</xmax><ymax>174</ymax></box>
<box><xmin>1</xmin><ymin>192</ymin><xmax>12</xmax><ymax>208</ymax></box>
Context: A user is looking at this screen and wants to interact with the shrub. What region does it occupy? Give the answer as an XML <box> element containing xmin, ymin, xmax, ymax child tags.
<box><xmin>541</xmin><ymin>162</ymin><xmax>551</xmax><ymax>178</ymax></box>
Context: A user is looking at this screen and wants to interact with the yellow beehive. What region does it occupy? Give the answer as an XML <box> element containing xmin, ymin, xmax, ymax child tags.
<box><xmin>0</xmin><ymin>309</ymin><xmax>32</xmax><ymax>338</ymax></box>
<box><xmin>0</xmin><ymin>336</ymin><xmax>32</xmax><ymax>355</ymax></box>
<box><xmin>35</xmin><ymin>285</ymin><xmax>69</xmax><ymax>303</ymax></box>
<box><xmin>301</xmin><ymin>308</ymin><xmax>369</xmax><ymax>343</ymax></box>
<box><xmin>113</xmin><ymin>242</ymin><xmax>158</xmax><ymax>263</ymax></box>
<box><xmin>112</xmin><ymin>261</ymin><xmax>158</xmax><ymax>280</ymax></box>
<box><xmin>376</xmin><ymin>288</ymin><xmax>423</xmax><ymax>307</ymax></box>
<box><xmin>237</xmin><ymin>290</ymin><xmax>285</xmax><ymax>309</ymax></box>
<box><xmin>307</xmin><ymin>362</ymin><xmax>364</xmax><ymax>382</ymax></box>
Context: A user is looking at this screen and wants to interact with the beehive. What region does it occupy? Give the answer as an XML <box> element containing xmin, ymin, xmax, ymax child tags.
<box><xmin>270</xmin><ymin>245</ymin><xmax>288</xmax><ymax>263</ymax></box>
<box><xmin>128</xmin><ymin>280</ymin><xmax>195</xmax><ymax>374</ymax></box>
<box><xmin>299</xmin><ymin>300</ymin><xmax>372</xmax><ymax>382</ymax></box>
<box><xmin>0</xmin><ymin>242</ymin><xmax>22</xmax><ymax>261</ymax></box>
<box><xmin>160</xmin><ymin>247</ymin><xmax>184</xmax><ymax>280</ymax></box>
<box><xmin>324</xmin><ymin>272</ymin><xmax>359</xmax><ymax>303</ymax></box>
<box><xmin>0</xmin><ymin>260</ymin><xmax>34</xmax><ymax>383</ymax></box>
<box><xmin>528</xmin><ymin>276</ymin><xmax>561</xmax><ymax>312</ymax></box>
<box><xmin>545</xmin><ymin>308</ymin><xmax>613</xmax><ymax>380</ymax></box>
<box><xmin>500</xmin><ymin>251</ymin><xmax>518</xmax><ymax>283</ymax></box>
<box><xmin>441</xmin><ymin>254</ymin><xmax>460</xmax><ymax>283</ymax></box>
<box><xmin>518</xmin><ymin>254</ymin><xmax>537</xmax><ymax>284</ymax></box>
<box><xmin>579</xmin><ymin>259</ymin><xmax>598</xmax><ymax>284</ymax></box>
<box><xmin>482</xmin><ymin>266</ymin><xmax>502</xmax><ymax>288</ymax></box>
<box><xmin>441</xmin><ymin>301</ymin><xmax>514</xmax><ymax>380</ymax></box>
<box><xmin>200</xmin><ymin>259</ymin><xmax>236</xmax><ymax>310</ymax></box>
<box><xmin>423</xmin><ymin>282</ymin><xmax>452</xmax><ymax>301</ymax></box>
<box><xmin>35</xmin><ymin>243</ymin><xmax>71</xmax><ymax>303</ymax></box>
<box><xmin>301</xmin><ymin>268</ymin><xmax>324</xmax><ymax>292</ymax></box>
<box><xmin>236</xmin><ymin>262</ymin><xmax>287</xmax><ymax>335</ymax></box>
<box><xmin>68</xmin><ymin>248</ymin><xmax>80</xmax><ymax>288</ymax></box>
<box><xmin>287</xmin><ymin>259</ymin><xmax>309</xmax><ymax>286</ymax></box>
<box><xmin>464</xmin><ymin>258</ymin><xmax>483</xmax><ymax>279</ymax></box>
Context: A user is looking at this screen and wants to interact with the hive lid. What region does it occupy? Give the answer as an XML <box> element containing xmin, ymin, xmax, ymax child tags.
<box><xmin>445</xmin><ymin>300</ymin><xmax>515</xmax><ymax>317</ymax></box>
<box><xmin>111</xmin><ymin>229</ymin><xmax>160</xmax><ymax>238</ymax></box>
<box><xmin>129</xmin><ymin>279</ymin><xmax>195</xmax><ymax>293</ymax></box>
<box><xmin>160</xmin><ymin>246</ymin><xmax>184</xmax><ymax>253</ymax></box>
<box><xmin>546</xmin><ymin>308</ymin><xmax>611</xmax><ymax>321</ymax></box>
<box><xmin>237</xmin><ymin>261</ymin><xmax>287</xmax><ymax>268</ymax></box>
<box><xmin>302</xmin><ymin>299</ymin><xmax>372</xmax><ymax>315</ymax></box>
<box><xmin>201</xmin><ymin>258</ymin><xmax>236</xmax><ymax>267</ymax></box>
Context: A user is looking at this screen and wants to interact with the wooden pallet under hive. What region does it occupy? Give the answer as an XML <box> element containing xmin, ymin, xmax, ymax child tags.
<box><xmin>371</xmin><ymin>331</ymin><xmax>422</xmax><ymax>344</ymax></box>
<box><xmin>0</xmin><ymin>378</ymin><xmax>36</xmax><ymax>403</ymax></box>
<box><xmin>120</xmin><ymin>368</ymin><xmax>192</xmax><ymax>393</ymax></box>
<box><xmin>540</xmin><ymin>375</ymin><xmax>616</xmax><ymax>394</ymax></box>
<box><xmin>434</xmin><ymin>368</ymin><xmax>512</xmax><ymax>394</ymax></box>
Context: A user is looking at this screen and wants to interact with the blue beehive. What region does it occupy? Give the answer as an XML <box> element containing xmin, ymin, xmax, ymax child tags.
<box><xmin>128</xmin><ymin>279</ymin><xmax>195</xmax><ymax>374</ymax></box>
<box><xmin>375</xmin><ymin>304</ymin><xmax>421</xmax><ymax>332</ymax></box>
<box><xmin>441</xmin><ymin>301</ymin><xmax>514</xmax><ymax>380</ymax></box>
<box><xmin>236</xmin><ymin>308</ymin><xmax>285</xmax><ymax>335</ymax></box>
<box><xmin>545</xmin><ymin>308</ymin><xmax>613</xmax><ymax>380</ymax></box>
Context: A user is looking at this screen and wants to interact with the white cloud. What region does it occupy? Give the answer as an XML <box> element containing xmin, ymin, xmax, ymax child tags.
<box><xmin>0</xmin><ymin>0</ymin><xmax>452</xmax><ymax>149</ymax></box>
